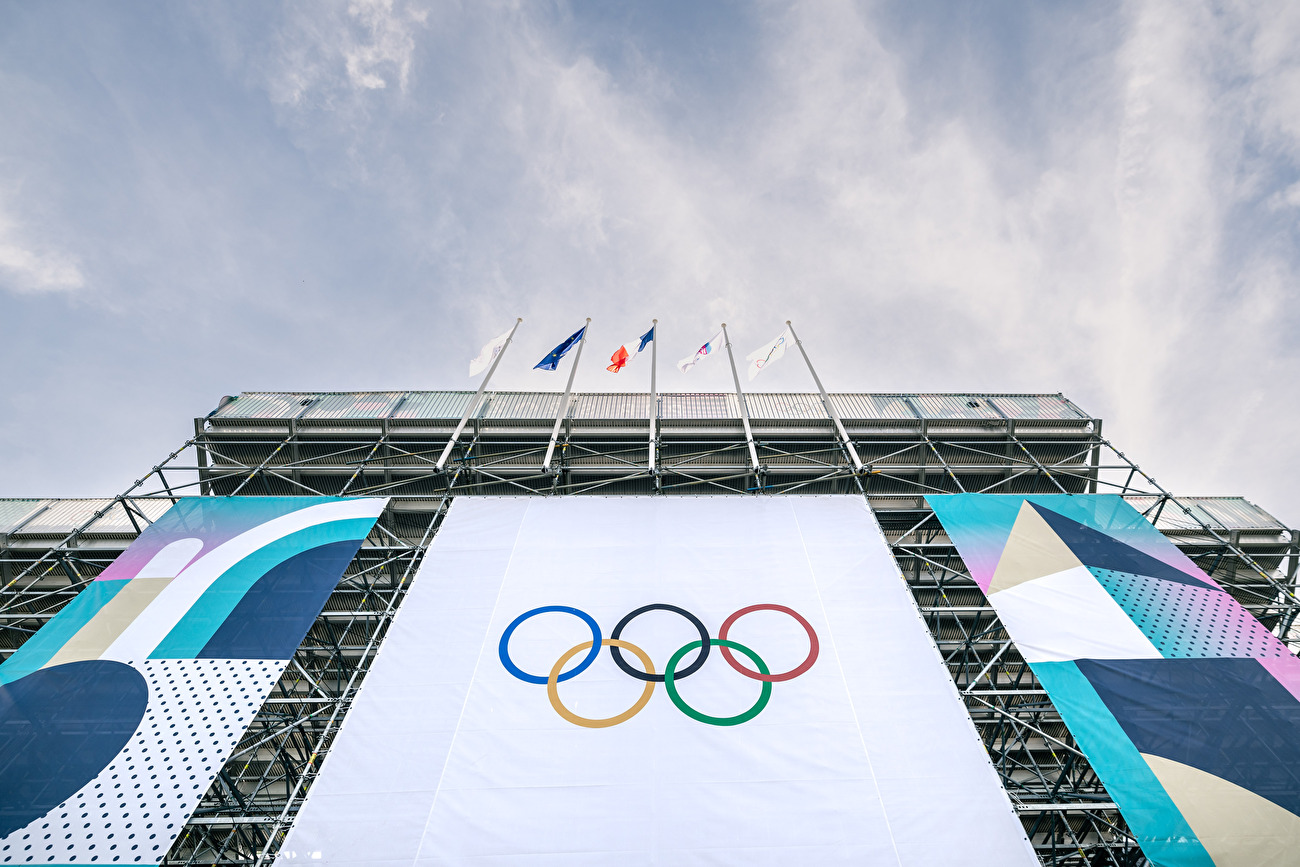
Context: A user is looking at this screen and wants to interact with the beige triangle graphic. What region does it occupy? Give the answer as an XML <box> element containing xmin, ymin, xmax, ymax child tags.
<box><xmin>44</xmin><ymin>576</ymin><xmax>174</xmax><ymax>668</ymax></box>
<box><xmin>988</xmin><ymin>501</ymin><xmax>1084</xmax><ymax>595</ymax></box>
<box><xmin>1144</xmin><ymin>753</ymin><xmax>1300</xmax><ymax>867</ymax></box>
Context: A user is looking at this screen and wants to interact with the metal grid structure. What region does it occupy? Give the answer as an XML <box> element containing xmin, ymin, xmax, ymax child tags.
<box><xmin>1</xmin><ymin>390</ymin><xmax>1295</xmax><ymax>867</ymax></box>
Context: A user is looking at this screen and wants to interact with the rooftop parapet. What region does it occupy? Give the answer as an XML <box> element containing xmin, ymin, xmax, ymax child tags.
<box><xmin>205</xmin><ymin>390</ymin><xmax>1092</xmax><ymax>423</ymax></box>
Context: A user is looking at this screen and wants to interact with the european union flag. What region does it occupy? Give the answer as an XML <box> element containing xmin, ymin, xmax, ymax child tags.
<box><xmin>534</xmin><ymin>325</ymin><xmax>587</xmax><ymax>371</ymax></box>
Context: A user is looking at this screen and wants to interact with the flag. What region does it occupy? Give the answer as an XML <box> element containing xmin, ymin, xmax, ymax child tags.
<box><xmin>468</xmin><ymin>326</ymin><xmax>514</xmax><ymax>377</ymax></box>
<box><xmin>534</xmin><ymin>325</ymin><xmax>587</xmax><ymax>371</ymax></box>
<box><xmin>746</xmin><ymin>328</ymin><xmax>791</xmax><ymax>381</ymax></box>
<box><xmin>677</xmin><ymin>329</ymin><xmax>723</xmax><ymax>374</ymax></box>
<box><xmin>606</xmin><ymin>324</ymin><xmax>655</xmax><ymax>373</ymax></box>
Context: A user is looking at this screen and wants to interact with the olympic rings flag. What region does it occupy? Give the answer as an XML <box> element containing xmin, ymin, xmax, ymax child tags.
<box><xmin>499</xmin><ymin>603</ymin><xmax>818</xmax><ymax>727</ymax></box>
<box><xmin>281</xmin><ymin>497</ymin><xmax>1036</xmax><ymax>866</ymax></box>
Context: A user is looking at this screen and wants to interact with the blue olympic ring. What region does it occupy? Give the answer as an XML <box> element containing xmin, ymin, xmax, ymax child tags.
<box><xmin>498</xmin><ymin>605</ymin><xmax>602</xmax><ymax>685</ymax></box>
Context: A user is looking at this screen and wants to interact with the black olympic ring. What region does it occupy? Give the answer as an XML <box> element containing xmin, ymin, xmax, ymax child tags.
<box><xmin>608</xmin><ymin>603</ymin><xmax>711</xmax><ymax>683</ymax></box>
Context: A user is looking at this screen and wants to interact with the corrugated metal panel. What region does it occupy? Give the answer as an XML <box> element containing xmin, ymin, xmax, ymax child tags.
<box><xmin>660</xmin><ymin>393</ymin><xmax>739</xmax><ymax>419</ymax></box>
<box><xmin>16</xmin><ymin>499</ymin><xmax>116</xmax><ymax>535</ymax></box>
<box><xmin>1127</xmin><ymin>496</ymin><xmax>1288</xmax><ymax>532</ymax></box>
<box><xmin>0</xmin><ymin>500</ymin><xmax>44</xmax><ymax>534</ymax></box>
<box><xmin>571</xmin><ymin>393</ymin><xmax>651</xmax><ymax>420</ymax></box>
<box><xmin>1195</xmin><ymin>498</ymin><xmax>1287</xmax><ymax>531</ymax></box>
<box><xmin>745</xmin><ymin>393</ymin><xmax>829</xmax><ymax>420</ymax></box>
<box><xmin>84</xmin><ymin>499</ymin><xmax>172</xmax><ymax>533</ymax></box>
<box><xmin>987</xmin><ymin>395</ymin><xmax>1084</xmax><ymax>421</ymax></box>
<box><xmin>206</xmin><ymin>390</ymin><xmax>1097</xmax><ymax>423</ymax></box>
<box><xmin>301</xmin><ymin>392</ymin><xmax>404</xmax><ymax>419</ymax></box>
<box><xmin>1125</xmin><ymin>498</ymin><xmax>1205</xmax><ymax>532</ymax></box>
<box><xmin>389</xmin><ymin>391</ymin><xmax>475</xmax><ymax>420</ymax></box>
<box><xmin>830</xmin><ymin>394</ymin><xmax>918</xmax><ymax>420</ymax></box>
<box><xmin>479</xmin><ymin>392</ymin><xmax>567</xmax><ymax>420</ymax></box>
<box><xmin>912</xmin><ymin>395</ymin><xmax>1003</xmax><ymax>420</ymax></box>
<box><xmin>215</xmin><ymin>393</ymin><xmax>315</xmax><ymax>419</ymax></box>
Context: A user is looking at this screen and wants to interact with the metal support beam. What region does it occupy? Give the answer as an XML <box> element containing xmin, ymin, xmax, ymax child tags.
<box><xmin>787</xmin><ymin>320</ymin><xmax>862</xmax><ymax>471</ymax></box>
<box><xmin>720</xmin><ymin>323</ymin><xmax>760</xmax><ymax>474</ymax></box>
<box><xmin>543</xmin><ymin>319</ymin><xmax>590</xmax><ymax>473</ymax></box>
<box><xmin>648</xmin><ymin>319</ymin><xmax>658</xmax><ymax>472</ymax></box>
<box><xmin>437</xmin><ymin>317</ymin><xmax>521</xmax><ymax>471</ymax></box>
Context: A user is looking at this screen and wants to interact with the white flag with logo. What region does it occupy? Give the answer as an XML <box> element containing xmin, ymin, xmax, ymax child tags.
<box><xmin>468</xmin><ymin>327</ymin><xmax>513</xmax><ymax>376</ymax></box>
<box><xmin>746</xmin><ymin>327</ymin><xmax>791</xmax><ymax>381</ymax></box>
<box><xmin>676</xmin><ymin>329</ymin><xmax>723</xmax><ymax>374</ymax></box>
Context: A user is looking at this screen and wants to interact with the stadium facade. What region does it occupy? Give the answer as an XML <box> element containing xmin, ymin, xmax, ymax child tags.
<box><xmin>1</xmin><ymin>389</ymin><xmax>1296</xmax><ymax>866</ymax></box>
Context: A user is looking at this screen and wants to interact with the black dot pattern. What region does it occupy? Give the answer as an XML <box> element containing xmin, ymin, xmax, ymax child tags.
<box><xmin>1094</xmin><ymin>569</ymin><xmax>1289</xmax><ymax>659</ymax></box>
<box><xmin>0</xmin><ymin>658</ymin><xmax>282</xmax><ymax>864</ymax></box>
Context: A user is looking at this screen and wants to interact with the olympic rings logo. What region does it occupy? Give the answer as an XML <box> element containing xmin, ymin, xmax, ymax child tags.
<box><xmin>498</xmin><ymin>603</ymin><xmax>819</xmax><ymax>728</ymax></box>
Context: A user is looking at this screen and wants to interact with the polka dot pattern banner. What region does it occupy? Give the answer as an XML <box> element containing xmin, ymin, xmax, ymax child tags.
<box><xmin>0</xmin><ymin>497</ymin><xmax>387</xmax><ymax>864</ymax></box>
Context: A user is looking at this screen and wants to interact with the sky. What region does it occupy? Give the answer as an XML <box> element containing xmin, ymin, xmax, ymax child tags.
<box><xmin>0</xmin><ymin>0</ymin><xmax>1297</xmax><ymax>527</ymax></box>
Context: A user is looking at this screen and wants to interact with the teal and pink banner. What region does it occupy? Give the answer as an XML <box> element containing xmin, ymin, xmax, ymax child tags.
<box><xmin>929</xmin><ymin>494</ymin><xmax>1300</xmax><ymax>867</ymax></box>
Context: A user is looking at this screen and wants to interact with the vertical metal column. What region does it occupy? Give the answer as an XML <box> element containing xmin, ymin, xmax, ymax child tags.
<box><xmin>786</xmin><ymin>320</ymin><xmax>862</xmax><ymax>472</ymax></box>
<box><xmin>437</xmin><ymin>318</ymin><xmax>522</xmax><ymax>471</ymax></box>
<box><xmin>720</xmin><ymin>323</ymin><xmax>760</xmax><ymax>472</ymax></box>
<box><xmin>543</xmin><ymin>319</ymin><xmax>591</xmax><ymax>472</ymax></box>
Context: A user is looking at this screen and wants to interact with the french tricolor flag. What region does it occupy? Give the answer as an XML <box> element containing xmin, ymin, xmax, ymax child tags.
<box><xmin>606</xmin><ymin>325</ymin><xmax>655</xmax><ymax>373</ymax></box>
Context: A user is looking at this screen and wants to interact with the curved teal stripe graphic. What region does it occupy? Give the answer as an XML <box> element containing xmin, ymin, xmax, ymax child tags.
<box><xmin>0</xmin><ymin>580</ymin><xmax>129</xmax><ymax>685</ymax></box>
<box><xmin>198</xmin><ymin>539</ymin><xmax>363</xmax><ymax>659</ymax></box>
<box><xmin>1034</xmin><ymin>661</ymin><xmax>1213</xmax><ymax>867</ymax></box>
<box><xmin>149</xmin><ymin>518</ymin><xmax>376</xmax><ymax>659</ymax></box>
<box><xmin>98</xmin><ymin>495</ymin><xmax>347</xmax><ymax>583</ymax></box>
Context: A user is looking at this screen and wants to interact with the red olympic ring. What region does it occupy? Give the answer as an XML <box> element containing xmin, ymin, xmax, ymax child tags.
<box><xmin>717</xmin><ymin>604</ymin><xmax>819</xmax><ymax>682</ymax></box>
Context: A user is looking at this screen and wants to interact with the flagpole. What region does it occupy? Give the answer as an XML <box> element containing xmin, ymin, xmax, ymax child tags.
<box><xmin>787</xmin><ymin>320</ymin><xmax>863</xmax><ymax>472</ymax></box>
<box><xmin>648</xmin><ymin>319</ymin><xmax>658</xmax><ymax>472</ymax></box>
<box><xmin>543</xmin><ymin>318</ymin><xmax>590</xmax><ymax>472</ymax></box>
<box><xmin>721</xmin><ymin>323</ymin><xmax>760</xmax><ymax>473</ymax></box>
<box><xmin>437</xmin><ymin>317</ymin><xmax>522</xmax><ymax>472</ymax></box>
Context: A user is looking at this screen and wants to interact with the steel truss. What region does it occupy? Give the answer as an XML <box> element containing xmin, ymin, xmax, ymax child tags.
<box><xmin>1</xmin><ymin>401</ymin><xmax>1294</xmax><ymax>867</ymax></box>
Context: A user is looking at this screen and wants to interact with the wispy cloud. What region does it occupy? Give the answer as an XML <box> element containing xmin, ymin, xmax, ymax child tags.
<box><xmin>0</xmin><ymin>199</ymin><xmax>84</xmax><ymax>294</ymax></box>
<box><xmin>249</xmin><ymin>0</ymin><xmax>1300</xmax><ymax>521</ymax></box>
<box><xmin>269</xmin><ymin>0</ymin><xmax>428</xmax><ymax>106</ymax></box>
<box><xmin>0</xmin><ymin>1</ymin><xmax>1297</xmax><ymax>524</ymax></box>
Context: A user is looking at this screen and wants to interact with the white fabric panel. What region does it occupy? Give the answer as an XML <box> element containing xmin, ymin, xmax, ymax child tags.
<box><xmin>280</xmin><ymin>498</ymin><xmax>531</xmax><ymax>866</ymax></box>
<box><xmin>988</xmin><ymin>565</ymin><xmax>1163</xmax><ymax>663</ymax></box>
<box><xmin>786</xmin><ymin>496</ymin><xmax>1036</xmax><ymax>866</ymax></box>
<box><xmin>281</xmin><ymin>497</ymin><xmax>1034</xmax><ymax>867</ymax></box>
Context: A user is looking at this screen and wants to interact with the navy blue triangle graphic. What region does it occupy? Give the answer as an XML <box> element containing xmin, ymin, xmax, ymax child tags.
<box><xmin>1028</xmin><ymin>502</ymin><xmax>1215</xmax><ymax>590</ymax></box>
<box><xmin>1077</xmin><ymin>657</ymin><xmax>1300</xmax><ymax>819</ymax></box>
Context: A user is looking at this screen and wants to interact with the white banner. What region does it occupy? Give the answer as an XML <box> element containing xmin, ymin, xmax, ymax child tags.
<box><xmin>281</xmin><ymin>496</ymin><xmax>1034</xmax><ymax>866</ymax></box>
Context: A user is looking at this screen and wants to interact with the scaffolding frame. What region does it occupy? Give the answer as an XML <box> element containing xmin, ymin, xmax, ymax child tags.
<box><xmin>1</xmin><ymin>392</ymin><xmax>1294</xmax><ymax>866</ymax></box>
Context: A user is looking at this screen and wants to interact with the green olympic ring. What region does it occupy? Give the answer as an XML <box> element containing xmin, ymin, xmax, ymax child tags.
<box><xmin>664</xmin><ymin>639</ymin><xmax>772</xmax><ymax>726</ymax></box>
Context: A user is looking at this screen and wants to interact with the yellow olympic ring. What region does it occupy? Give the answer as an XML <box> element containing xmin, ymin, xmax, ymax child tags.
<box><xmin>547</xmin><ymin>639</ymin><xmax>656</xmax><ymax>729</ymax></box>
